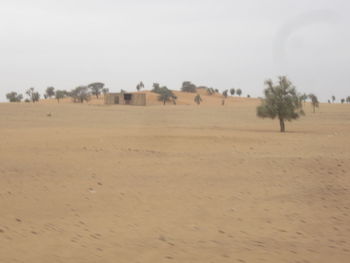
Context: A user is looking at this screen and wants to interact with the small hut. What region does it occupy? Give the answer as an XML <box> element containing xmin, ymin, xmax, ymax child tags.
<box><xmin>104</xmin><ymin>92</ymin><xmax>146</xmax><ymax>106</ymax></box>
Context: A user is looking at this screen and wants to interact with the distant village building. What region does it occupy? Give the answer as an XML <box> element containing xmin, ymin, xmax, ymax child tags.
<box><xmin>104</xmin><ymin>92</ymin><xmax>147</xmax><ymax>106</ymax></box>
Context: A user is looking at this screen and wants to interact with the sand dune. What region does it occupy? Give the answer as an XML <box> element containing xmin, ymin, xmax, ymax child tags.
<box><xmin>0</xmin><ymin>101</ymin><xmax>349</xmax><ymax>263</ymax></box>
<box><xmin>37</xmin><ymin>89</ymin><xmax>257</xmax><ymax>106</ymax></box>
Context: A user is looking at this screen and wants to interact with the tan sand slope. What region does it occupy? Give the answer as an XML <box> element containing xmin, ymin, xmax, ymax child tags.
<box><xmin>0</xmin><ymin>102</ymin><xmax>350</xmax><ymax>263</ymax></box>
<box><xmin>38</xmin><ymin>89</ymin><xmax>257</xmax><ymax>106</ymax></box>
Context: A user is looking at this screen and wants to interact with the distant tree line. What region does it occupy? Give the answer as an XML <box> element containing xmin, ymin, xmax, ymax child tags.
<box><xmin>5</xmin><ymin>83</ymin><xmax>110</xmax><ymax>103</ymax></box>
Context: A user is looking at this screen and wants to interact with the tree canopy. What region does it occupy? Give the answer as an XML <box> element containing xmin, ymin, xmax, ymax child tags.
<box><xmin>88</xmin><ymin>82</ymin><xmax>104</xmax><ymax>98</ymax></box>
<box><xmin>308</xmin><ymin>94</ymin><xmax>319</xmax><ymax>113</ymax></box>
<box><xmin>25</xmin><ymin>87</ymin><xmax>40</xmax><ymax>103</ymax></box>
<box><xmin>45</xmin><ymin>87</ymin><xmax>55</xmax><ymax>98</ymax></box>
<box><xmin>71</xmin><ymin>86</ymin><xmax>91</xmax><ymax>103</ymax></box>
<box><xmin>257</xmin><ymin>76</ymin><xmax>304</xmax><ymax>132</ymax></box>
<box><xmin>181</xmin><ymin>81</ymin><xmax>197</xmax><ymax>93</ymax></box>
<box><xmin>55</xmin><ymin>90</ymin><xmax>66</xmax><ymax>103</ymax></box>
<box><xmin>157</xmin><ymin>86</ymin><xmax>177</xmax><ymax>105</ymax></box>
<box><xmin>6</xmin><ymin>92</ymin><xmax>23</xmax><ymax>102</ymax></box>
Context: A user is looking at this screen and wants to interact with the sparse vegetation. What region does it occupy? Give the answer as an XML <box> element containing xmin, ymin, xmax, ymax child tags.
<box><xmin>194</xmin><ymin>94</ymin><xmax>202</xmax><ymax>105</ymax></box>
<box><xmin>25</xmin><ymin>87</ymin><xmax>40</xmax><ymax>103</ymax></box>
<box><xmin>332</xmin><ymin>95</ymin><xmax>336</xmax><ymax>103</ymax></box>
<box><xmin>236</xmin><ymin>89</ymin><xmax>242</xmax><ymax>96</ymax></box>
<box><xmin>181</xmin><ymin>81</ymin><xmax>197</xmax><ymax>93</ymax></box>
<box><xmin>222</xmin><ymin>90</ymin><xmax>228</xmax><ymax>99</ymax></box>
<box><xmin>341</xmin><ymin>98</ymin><xmax>345</xmax><ymax>104</ymax></box>
<box><xmin>257</xmin><ymin>76</ymin><xmax>304</xmax><ymax>132</ymax></box>
<box><xmin>6</xmin><ymin>92</ymin><xmax>23</xmax><ymax>102</ymax></box>
<box><xmin>88</xmin><ymin>82</ymin><xmax>104</xmax><ymax>98</ymax></box>
<box><xmin>207</xmin><ymin>87</ymin><xmax>215</xmax><ymax>95</ymax></box>
<box><xmin>308</xmin><ymin>94</ymin><xmax>319</xmax><ymax>113</ymax></box>
<box><xmin>157</xmin><ymin>86</ymin><xmax>177</xmax><ymax>105</ymax></box>
<box><xmin>55</xmin><ymin>90</ymin><xmax>66</xmax><ymax>103</ymax></box>
<box><xmin>136</xmin><ymin>81</ymin><xmax>144</xmax><ymax>92</ymax></box>
<box><xmin>45</xmin><ymin>87</ymin><xmax>55</xmax><ymax>99</ymax></box>
<box><xmin>230</xmin><ymin>88</ymin><xmax>235</xmax><ymax>96</ymax></box>
<box><xmin>151</xmin><ymin>83</ymin><xmax>161</xmax><ymax>93</ymax></box>
<box><xmin>70</xmin><ymin>86</ymin><xmax>90</xmax><ymax>103</ymax></box>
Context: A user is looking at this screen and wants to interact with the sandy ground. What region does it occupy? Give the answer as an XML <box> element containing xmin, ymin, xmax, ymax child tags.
<box><xmin>0</xmin><ymin>99</ymin><xmax>350</xmax><ymax>263</ymax></box>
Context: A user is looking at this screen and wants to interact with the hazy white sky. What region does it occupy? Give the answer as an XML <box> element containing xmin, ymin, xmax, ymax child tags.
<box><xmin>0</xmin><ymin>0</ymin><xmax>349</xmax><ymax>101</ymax></box>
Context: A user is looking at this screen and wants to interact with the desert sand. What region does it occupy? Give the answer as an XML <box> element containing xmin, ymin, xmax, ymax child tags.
<box><xmin>0</xmin><ymin>95</ymin><xmax>349</xmax><ymax>263</ymax></box>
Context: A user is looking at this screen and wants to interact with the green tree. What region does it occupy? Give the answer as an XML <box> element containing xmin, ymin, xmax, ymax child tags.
<box><xmin>136</xmin><ymin>81</ymin><xmax>144</xmax><ymax>92</ymax></box>
<box><xmin>55</xmin><ymin>90</ymin><xmax>66</xmax><ymax>103</ymax></box>
<box><xmin>308</xmin><ymin>94</ymin><xmax>319</xmax><ymax>113</ymax></box>
<box><xmin>152</xmin><ymin>83</ymin><xmax>161</xmax><ymax>93</ymax></box>
<box><xmin>236</xmin><ymin>89</ymin><xmax>242</xmax><ymax>96</ymax></box>
<box><xmin>230</xmin><ymin>88</ymin><xmax>235</xmax><ymax>96</ymax></box>
<box><xmin>222</xmin><ymin>90</ymin><xmax>228</xmax><ymax>99</ymax></box>
<box><xmin>6</xmin><ymin>92</ymin><xmax>23</xmax><ymax>102</ymax></box>
<box><xmin>257</xmin><ymin>76</ymin><xmax>304</xmax><ymax>132</ymax></box>
<box><xmin>341</xmin><ymin>98</ymin><xmax>345</xmax><ymax>104</ymax></box>
<box><xmin>45</xmin><ymin>86</ymin><xmax>55</xmax><ymax>98</ymax></box>
<box><xmin>194</xmin><ymin>94</ymin><xmax>202</xmax><ymax>105</ymax></box>
<box><xmin>181</xmin><ymin>81</ymin><xmax>197</xmax><ymax>93</ymax></box>
<box><xmin>70</xmin><ymin>86</ymin><xmax>90</xmax><ymax>103</ymax></box>
<box><xmin>207</xmin><ymin>87</ymin><xmax>215</xmax><ymax>95</ymax></box>
<box><xmin>332</xmin><ymin>95</ymin><xmax>336</xmax><ymax>103</ymax></box>
<box><xmin>158</xmin><ymin>86</ymin><xmax>176</xmax><ymax>105</ymax></box>
<box><xmin>88</xmin><ymin>82</ymin><xmax>104</xmax><ymax>98</ymax></box>
<box><xmin>25</xmin><ymin>87</ymin><xmax>40</xmax><ymax>103</ymax></box>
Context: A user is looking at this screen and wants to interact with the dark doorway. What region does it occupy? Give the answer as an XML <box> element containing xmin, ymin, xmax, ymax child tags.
<box><xmin>124</xmin><ymin>93</ymin><xmax>132</xmax><ymax>105</ymax></box>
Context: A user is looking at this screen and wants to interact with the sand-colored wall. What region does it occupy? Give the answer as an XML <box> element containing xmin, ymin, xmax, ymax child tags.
<box><xmin>104</xmin><ymin>93</ymin><xmax>146</xmax><ymax>106</ymax></box>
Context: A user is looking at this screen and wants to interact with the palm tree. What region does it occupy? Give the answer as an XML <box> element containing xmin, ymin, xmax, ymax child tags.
<box><xmin>136</xmin><ymin>81</ymin><xmax>144</xmax><ymax>91</ymax></box>
<box><xmin>308</xmin><ymin>94</ymin><xmax>319</xmax><ymax>113</ymax></box>
<box><xmin>332</xmin><ymin>95</ymin><xmax>336</xmax><ymax>103</ymax></box>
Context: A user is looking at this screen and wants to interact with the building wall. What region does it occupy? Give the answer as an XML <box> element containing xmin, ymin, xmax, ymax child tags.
<box><xmin>131</xmin><ymin>93</ymin><xmax>146</xmax><ymax>106</ymax></box>
<box><xmin>104</xmin><ymin>93</ymin><xmax>146</xmax><ymax>106</ymax></box>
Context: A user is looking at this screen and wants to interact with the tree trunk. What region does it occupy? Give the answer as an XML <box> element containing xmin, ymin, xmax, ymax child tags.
<box><xmin>279</xmin><ymin>118</ymin><xmax>285</xmax><ymax>132</ymax></box>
